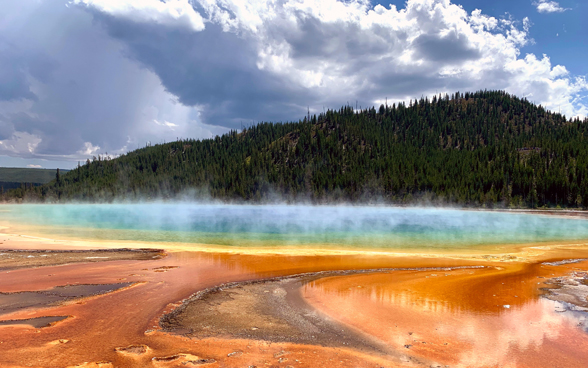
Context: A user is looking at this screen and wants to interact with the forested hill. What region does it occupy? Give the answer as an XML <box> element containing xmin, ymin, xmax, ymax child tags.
<box><xmin>5</xmin><ymin>90</ymin><xmax>588</xmax><ymax>208</ymax></box>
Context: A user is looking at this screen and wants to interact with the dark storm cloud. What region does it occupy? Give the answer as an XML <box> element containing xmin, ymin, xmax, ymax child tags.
<box><xmin>87</xmin><ymin>13</ymin><xmax>314</xmax><ymax>128</ymax></box>
<box><xmin>0</xmin><ymin>119</ymin><xmax>15</xmax><ymax>140</ymax></box>
<box><xmin>7</xmin><ymin>112</ymin><xmax>81</xmax><ymax>155</ymax></box>
<box><xmin>412</xmin><ymin>32</ymin><xmax>481</xmax><ymax>63</ymax></box>
<box><xmin>285</xmin><ymin>15</ymin><xmax>391</xmax><ymax>60</ymax></box>
<box><xmin>0</xmin><ymin>0</ymin><xmax>215</xmax><ymax>162</ymax></box>
<box><xmin>362</xmin><ymin>67</ymin><xmax>446</xmax><ymax>98</ymax></box>
<box><xmin>0</xmin><ymin>40</ymin><xmax>38</xmax><ymax>101</ymax></box>
<box><xmin>79</xmin><ymin>4</ymin><xmax>415</xmax><ymax>127</ymax></box>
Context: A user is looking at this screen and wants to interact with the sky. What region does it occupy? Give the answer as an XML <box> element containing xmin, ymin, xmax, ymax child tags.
<box><xmin>0</xmin><ymin>0</ymin><xmax>586</xmax><ymax>169</ymax></box>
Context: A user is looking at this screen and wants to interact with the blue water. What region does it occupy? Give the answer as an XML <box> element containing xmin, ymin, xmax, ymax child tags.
<box><xmin>1</xmin><ymin>204</ymin><xmax>588</xmax><ymax>250</ymax></box>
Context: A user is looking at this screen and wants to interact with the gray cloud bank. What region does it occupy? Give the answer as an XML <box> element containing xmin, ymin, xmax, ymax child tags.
<box><xmin>0</xmin><ymin>0</ymin><xmax>586</xmax><ymax>166</ymax></box>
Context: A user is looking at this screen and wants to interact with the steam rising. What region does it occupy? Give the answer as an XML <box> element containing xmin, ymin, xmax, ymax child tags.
<box><xmin>3</xmin><ymin>204</ymin><xmax>588</xmax><ymax>250</ymax></box>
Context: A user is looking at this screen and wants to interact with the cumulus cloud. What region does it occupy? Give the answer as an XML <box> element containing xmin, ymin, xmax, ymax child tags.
<box><xmin>533</xmin><ymin>1</ymin><xmax>570</xmax><ymax>13</ymax></box>
<box><xmin>76</xmin><ymin>0</ymin><xmax>586</xmax><ymax>121</ymax></box>
<box><xmin>0</xmin><ymin>0</ymin><xmax>586</xmax><ymax>166</ymax></box>
<box><xmin>78</xmin><ymin>141</ymin><xmax>101</xmax><ymax>156</ymax></box>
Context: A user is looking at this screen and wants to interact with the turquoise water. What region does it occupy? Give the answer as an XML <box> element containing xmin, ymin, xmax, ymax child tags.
<box><xmin>1</xmin><ymin>204</ymin><xmax>588</xmax><ymax>250</ymax></box>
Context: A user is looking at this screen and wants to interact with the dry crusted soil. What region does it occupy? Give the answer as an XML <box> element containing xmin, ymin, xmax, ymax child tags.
<box><xmin>0</xmin><ymin>248</ymin><xmax>164</xmax><ymax>271</ymax></box>
<box><xmin>161</xmin><ymin>274</ymin><xmax>392</xmax><ymax>355</ymax></box>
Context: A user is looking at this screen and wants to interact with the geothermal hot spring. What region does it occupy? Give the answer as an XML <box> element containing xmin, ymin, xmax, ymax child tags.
<box><xmin>1</xmin><ymin>204</ymin><xmax>588</xmax><ymax>368</ymax></box>
<box><xmin>4</xmin><ymin>204</ymin><xmax>588</xmax><ymax>248</ymax></box>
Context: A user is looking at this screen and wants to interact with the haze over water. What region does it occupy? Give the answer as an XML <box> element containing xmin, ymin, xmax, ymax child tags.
<box><xmin>2</xmin><ymin>204</ymin><xmax>588</xmax><ymax>250</ymax></box>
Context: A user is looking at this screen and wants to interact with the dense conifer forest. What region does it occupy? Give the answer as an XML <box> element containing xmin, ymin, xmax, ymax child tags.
<box><xmin>4</xmin><ymin>91</ymin><xmax>588</xmax><ymax>208</ymax></box>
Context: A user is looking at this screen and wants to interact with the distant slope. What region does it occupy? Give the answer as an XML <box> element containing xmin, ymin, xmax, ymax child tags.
<box><xmin>0</xmin><ymin>182</ymin><xmax>41</xmax><ymax>191</ymax></box>
<box><xmin>6</xmin><ymin>90</ymin><xmax>588</xmax><ymax>208</ymax></box>
<box><xmin>0</xmin><ymin>168</ymin><xmax>64</xmax><ymax>184</ymax></box>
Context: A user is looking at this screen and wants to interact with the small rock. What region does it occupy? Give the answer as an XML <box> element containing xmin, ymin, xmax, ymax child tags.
<box><xmin>274</xmin><ymin>350</ymin><xmax>289</xmax><ymax>358</ymax></box>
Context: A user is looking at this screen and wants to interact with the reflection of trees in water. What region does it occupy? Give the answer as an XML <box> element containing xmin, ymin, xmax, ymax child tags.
<box><xmin>305</xmin><ymin>269</ymin><xmax>588</xmax><ymax>368</ymax></box>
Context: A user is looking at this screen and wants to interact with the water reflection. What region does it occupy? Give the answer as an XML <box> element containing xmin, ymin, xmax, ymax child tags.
<box><xmin>308</xmin><ymin>275</ymin><xmax>457</xmax><ymax>314</ymax></box>
<box><xmin>305</xmin><ymin>271</ymin><xmax>588</xmax><ymax>368</ymax></box>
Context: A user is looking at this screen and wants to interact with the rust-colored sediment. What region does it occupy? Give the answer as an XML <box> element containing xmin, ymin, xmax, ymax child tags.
<box><xmin>1</xmin><ymin>224</ymin><xmax>588</xmax><ymax>367</ymax></box>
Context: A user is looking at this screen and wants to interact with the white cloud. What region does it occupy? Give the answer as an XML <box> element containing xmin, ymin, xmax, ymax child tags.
<box><xmin>154</xmin><ymin>119</ymin><xmax>179</xmax><ymax>129</ymax></box>
<box><xmin>181</xmin><ymin>0</ymin><xmax>586</xmax><ymax>118</ymax></box>
<box><xmin>78</xmin><ymin>141</ymin><xmax>101</xmax><ymax>155</ymax></box>
<box><xmin>533</xmin><ymin>1</ymin><xmax>570</xmax><ymax>13</ymax></box>
<box><xmin>27</xmin><ymin>164</ymin><xmax>42</xmax><ymax>168</ymax></box>
<box><xmin>0</xmin><ymin>131</ymin><xmax>42</xmax><ymax>156</ymax></box>
<box><xmin>504</xmin><ymin>54</ymin><xmax>587</xmax><ymax>117</ymax></box>
<box><xmin>72</xmin><ymin>0</ymin><xmax>205</xmax><ymax>31</ymax></box>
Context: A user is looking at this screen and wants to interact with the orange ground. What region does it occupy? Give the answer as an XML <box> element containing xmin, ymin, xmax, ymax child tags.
<box><xmin>1</xmin><ymin>225</ymin><xmax>588</xmax><ymax>367</ymax></box>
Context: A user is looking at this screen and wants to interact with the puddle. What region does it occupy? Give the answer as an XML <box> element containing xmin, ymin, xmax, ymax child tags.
<box><xmin>115</xmin><ymin>344</ymin><xmax>149</xmax><ymax>355</ymax></box>
<box><xmin>0</xmin><ymin>283</ymin><xmax>133</xmax><ymax>315</ymax></box>
<box><xmin>48</xmin><ymin>283</ymin><xmax>132</xmax><ymax>298</ymax></box>
<box><xmin>0</xmin><ymin>315</ymin><xmax>68</xmax><ymax>328</ymax></box>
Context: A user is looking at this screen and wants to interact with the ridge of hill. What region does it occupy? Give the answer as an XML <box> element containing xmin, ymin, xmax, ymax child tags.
<box><xmin>5</xmin><ymin>90</ymin><xmax>588</xmax><ymax>208</ymax></box>
<box><xmin>0</xmin><ymin>168</ymin><xmax>62</xmax><ymax>184</ymax></box>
